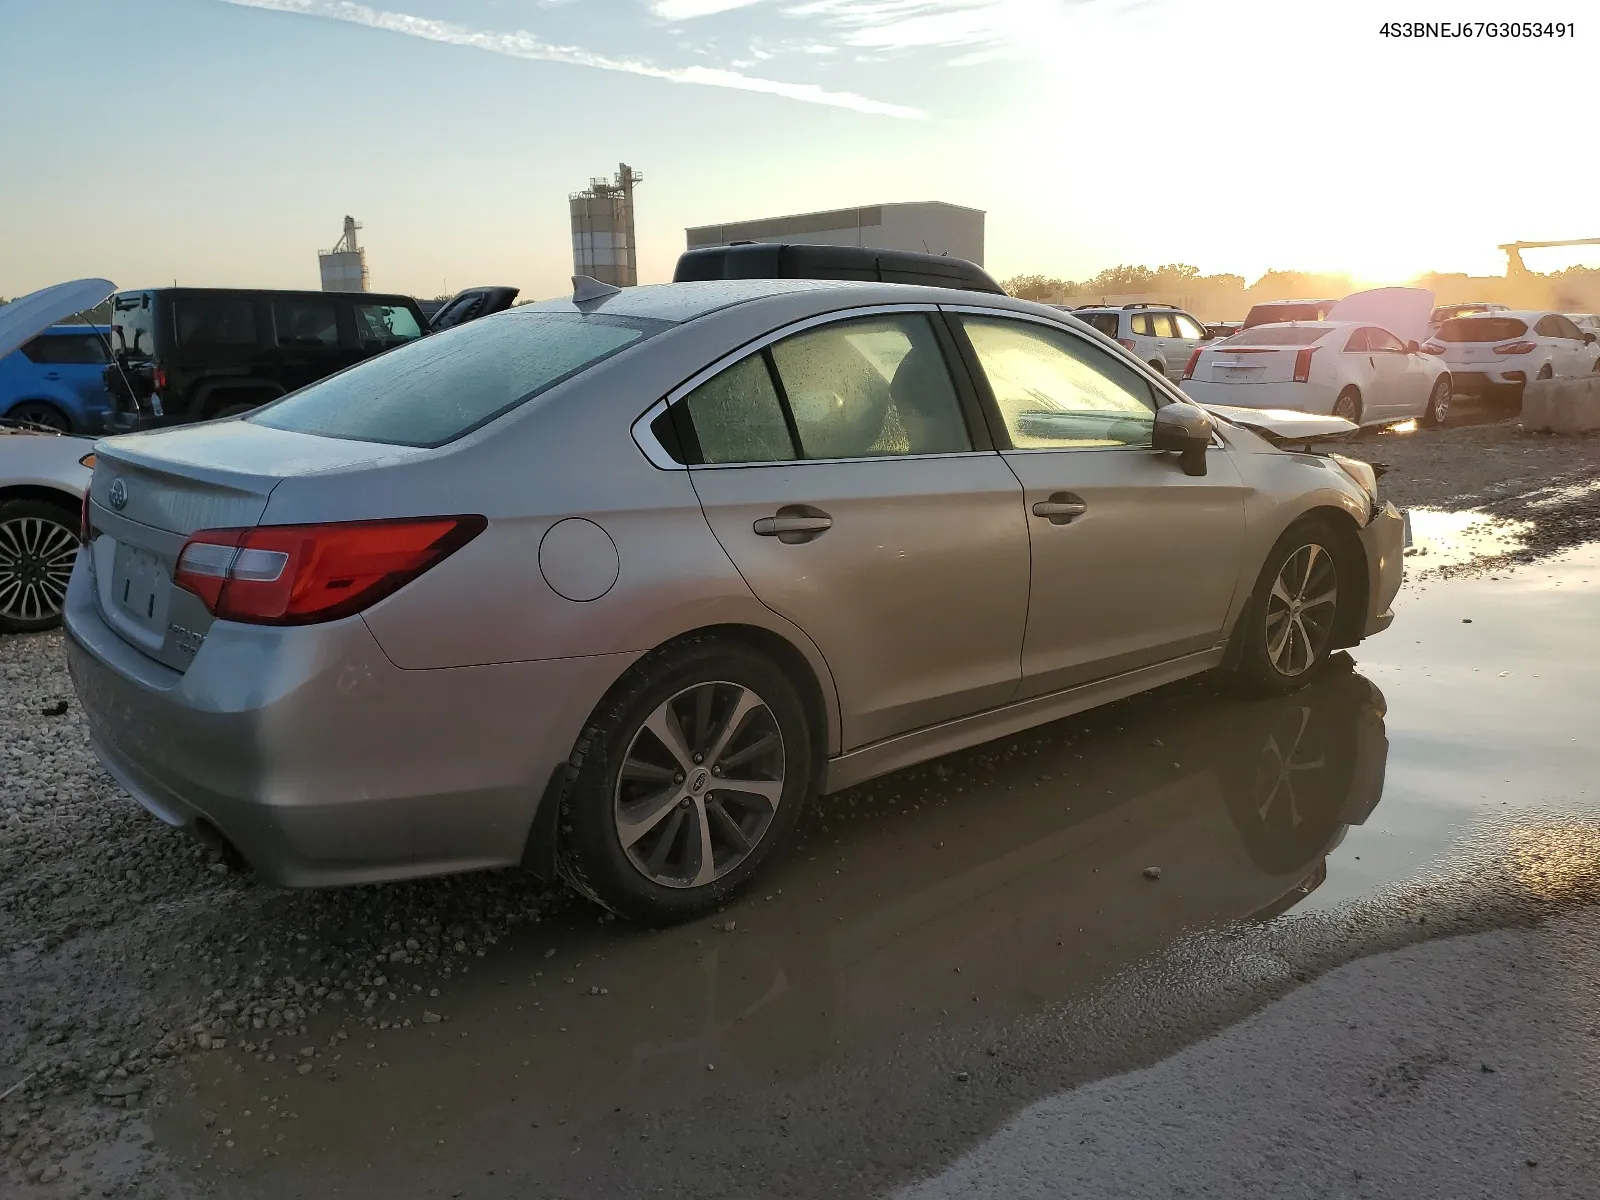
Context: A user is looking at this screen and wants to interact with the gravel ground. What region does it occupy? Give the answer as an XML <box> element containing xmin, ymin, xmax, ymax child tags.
<box><xmin>2</xmin><ymin>417</ymin><xmax>1597</xmax><ymax>1197</ymax></box>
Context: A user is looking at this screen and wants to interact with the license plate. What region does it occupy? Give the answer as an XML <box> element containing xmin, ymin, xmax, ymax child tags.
<box><xmin>1219</xmin><ymin>366</ymin><xmax>1258</xmax><ymax>381</ymax></box>
<box><xmin>113</xmin><ymin>543</ymin><xmax>170</xmax><ymax>626</ymax></box>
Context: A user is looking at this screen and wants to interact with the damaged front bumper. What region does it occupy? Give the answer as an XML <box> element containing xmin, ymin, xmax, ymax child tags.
<box><xmin>1358</xmin><ymin>501</ymin><xmax>1406</xmax><ymax>636</ymax></box>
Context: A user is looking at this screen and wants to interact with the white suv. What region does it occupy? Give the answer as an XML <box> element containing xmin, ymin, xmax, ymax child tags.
<box><xmin>1063</xmin><ymin>304</ymin><xmax>1212</xmax><ymax>382</ymax></box>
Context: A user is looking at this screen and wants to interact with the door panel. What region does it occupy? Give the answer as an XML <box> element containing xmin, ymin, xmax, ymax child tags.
<box><xmin>1004</xmin><ymin>447</ymin><xmax>1246</xmax><ymax>695</ymax></box>
<box><xmin>690</xmin><ymin>457</ymin><xmax>1030</xmax><ymax>748</ymax></box>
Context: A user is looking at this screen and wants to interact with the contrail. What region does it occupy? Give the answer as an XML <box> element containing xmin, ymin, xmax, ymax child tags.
<box><xmin>217</xmin><ymin>0</ymin><xmax>926</xmax><ymax>118</ymax></box>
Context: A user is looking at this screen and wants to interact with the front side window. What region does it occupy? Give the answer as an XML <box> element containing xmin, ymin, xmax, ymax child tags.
<box><xmin>23</xmin><ymin>334</ymin><xmax>110</xmax><ymax>365</ymax></box>
<box><xmin>1172</xmin><ymin>313</ymin><xmax>1206</xmax><ymax>340</ymax></box>
<box><xmin>111</xmin><ymin>292</ymin><xmax>155</xmax><ymax>359</ymax></box>
<box><xmin>250</xmin><ymin>311</ymin><xmax>661</xmax><ymax>447</ymax></box>
<box><xmin>353</xmin><ymin>303</ymin><xmax>424</xmax><ymax>349</ymax></box>
<box><xmin>767</xmin><ymin>314</ymin><xmax>970</xmax><ymax>460</ymax></box>
<box><xmin>1366</xmin><ymin>328</ymin><xmax>1405</xmax><ymax>353</ymax></box>
<box><xmin>962</xmin><ymin>316</ymin><xmax>1157</xmax><ymax>450</ymax></box>
<box><xmin>1343</xmin><ymin>328</ymin><xmax>1370</xmax><ymax>353</ymax></box>
<box><xmin>272</xmin><ymin>297</ymin><xmax>339</xmax><ymax>348</ymax></box>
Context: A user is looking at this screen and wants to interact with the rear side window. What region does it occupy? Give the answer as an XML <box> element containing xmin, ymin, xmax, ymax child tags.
<box><xmin>354</xmin><ymin>302</ymin><xmax>423</xmax><ymax>349</ymax></box>
<box><xmin>1224</xmin><ymin>326</ymin><xmax>1328</xmax><ymax>346</ymax></box>
<box><xmin>249</xmin><ymin>311</ymin><xmax>663</xmax><ymax>447</ymax></box>
<box><xmin>22</xmin><ymin>333</ymin><xmax>111</xmax><ymax>365</ymax></box>
<box><xmin>175</xmin><ymin>295</ymin><xmax>259</xmax><ymax>348</ymax></box>
<box><xmin>1436</xmin><ymin>317</ymin><xmax>1528</xmax><ymax>343</ymax></box>
<box><xmin>1150</xmin><ymin>314</ymin><xmax>1177</xmax><ymax>338</ymax></box>
<box><xmin>1129</xmin><ymin>313</ymin><xmax>1153</xmax><ymax>336</ymax></box>
<box><xmin>111</xmin><ymin>293</ymin><xmax>155</xmax><ymax>359</ymax></box>
<box><xmin>272</xmin><ymin>297</ymin><xmax>339</xmax><ymax>347</ymax></box>
<box><xmin>678</xmin><ymin>355</ymin><xmax>795</xmax><ymax>465</ymax></box>
<box><xmin>1078</xmin><ymin>312</ymin><xmax>1120</xmax><ymax>338</ymax></box>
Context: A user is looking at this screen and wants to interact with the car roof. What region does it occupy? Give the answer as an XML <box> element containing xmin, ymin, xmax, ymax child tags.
<box><xmin>118</xmin><ymin>286</ymin><xmax>421</xmax><ymax>305</ymax></box>
<box><xmin>521</xmin><ymin>278</ymin><xmax>1051</xmax><ymax>325</ymax></box>
<box><xmin>1438</xmin><ymin>310</ymin><xmax>1544</xmax><ymax>320</ymax></box>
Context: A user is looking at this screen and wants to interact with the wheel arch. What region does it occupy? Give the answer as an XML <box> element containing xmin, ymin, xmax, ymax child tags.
<box><xmin>4</xmin><ymin>396</ymin><xmax>74</xmax><ymax>428</ymax></box>
<box><xmin>189</xmin><ymin>379</ymin><xmax>287</xmax><ymax>418</ymax></box>
<box><xmin>0</xmin><ymin>484</ymin><xmax>82</xmax><ymax>517</ymax></box>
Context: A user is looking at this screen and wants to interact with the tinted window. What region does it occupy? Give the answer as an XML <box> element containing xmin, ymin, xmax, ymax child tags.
<box><xmin>1436</xmin><ymin>317</ymin><xmax>1529</xmax><ymax>343</ymax></box>
<box><xmin>1130</xmin><ymin>313</ymin><xmax>1154</xmax><ymax>336</ymax></box>
<box><xmin>963</xmin><ymin>317</ymin><xmax>1156</xmax><ymax>450</ymax></box>
<box><xmin>1366</xmin><ymin>328</ymin><xmax>1405</xmax><ymax>352</ymax></box>
<box><xmin>1551</xmin><ymin>315</ymin><xmax>1583</xmax><ymax>339</ymax></box>
<box><xmin>272</xmin><ymin>297</ymin><xmax>339</xmax><ymax>348</ymax></box>
<box><xmin>768</xmin><ymin>314</ymin><xmax>971</xmax><ymax>459</ymax></box>
<box><xmin>1343</xmin><ymin>328</ymin><xmax>1369</xmax><ymax>353</ymax></box>
<box><xmin>249</xmin><ymin>311</ymin><xmax>662</xmax><ymax>447</ymax></box>
<box><xmin>678</xmin><ymin>355</ymin><xmax>794</xmax><ymax>465</ymax></box>
<box><xmin>354</xmin><ymin>302</ymin><xmax>423</xmax><ymax>349</ymax></box>
<box><xmin>1149</xmin><ymin>314</ymin><xmax>1177</xmax><ymax>338</ymax></box>
<box><xmin>111</xmin><ymin>292</ymin><xmax>155</xmax><ymax>359</ymax></box>
<box><xmin>174</xmin><ymin>295</ymin><xmax>259</xmax><ymax>347</ymax></box>
<box><xmin>1533</xmin><ymin>316</ymin><xmax>1560</xmax><ymax>337</ymax></box>
<box><xmin>1078</xmin><ymin>312</ymin><xmax>1120</xmax><ymax>338</ymax></box>
<box><xmin>1172</xmin><ymin>314</ymin><xmax>1206</xmax><ymax>340</ymax></box>
<box><xmin>1244</xmin><ymin>303</ymin><xmax>1326</xmax><ymax>328</ymax></box>
<box><xmin>1224</xmin><ymin>326</ymin><xmax>1328</xmax><ymax>346</ymax></box>
<box><xmin>22</xmin><ymin>333</ymin><xmax>110</xmax><ymax>364</ymax></box>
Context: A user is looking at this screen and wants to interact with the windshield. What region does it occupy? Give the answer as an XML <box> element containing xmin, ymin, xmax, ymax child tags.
<box><xmin>1435</xmin><ymin>317</ymin><xmax>1529</xmax><ymax>343</ymax></box>
<box><xmin>1222</xmin><ymin>326</ymin><xmax>1328</xmax><ymax>346</ymax></box>
<box><xmin>249</xmin><ymin>310</ymin><xmax>668</xmax><ymax>447</ymax></box>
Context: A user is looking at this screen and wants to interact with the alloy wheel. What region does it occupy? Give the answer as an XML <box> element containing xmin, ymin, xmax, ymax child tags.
<box><xmin>1264</xmin><ymin>543</ymin><xmax>1339</xmax><ymax>678</ymax></box>
<box><xmin>1430</xmin><ymin>377</ymin><xmax>1451</xmax><ymax>423</ymax></box>
<box><xmin>614</xmin><ymin>681</ymin><xmax>786</xmax><ymax>889</ymax></box>
<box><xmin>0</xmin><ymin>517</ymin><xmax>80</xmax><ymax>624</ymax></box>
<box><xmin>6</xmin><ymin>403</ymin><xmax>68</xmax><ymax>432</ymax></box>
<box><xmin>1333</xmin><ymin>394</ymin><xmax>1360</xmax><ymax>423</ymax></box>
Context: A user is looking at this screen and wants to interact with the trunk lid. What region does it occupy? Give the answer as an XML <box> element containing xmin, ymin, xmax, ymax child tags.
<box><xmin>0</xmin><ymin>278</ymin><xmax>116</xmax><ymax>361</ymax></box>
<box><xmin>1325</xmin><ymin>286</ymin><xmax>1435</xmax><ymax>344</ymax></box>
<box><xmin>85</xmin><ymin>421</ymin><xmax>423</xmax><ymax>670</ymax></box>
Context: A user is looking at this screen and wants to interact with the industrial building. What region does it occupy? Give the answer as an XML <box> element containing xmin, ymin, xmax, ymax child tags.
<box><xmin>571</xmin><ymin>164</ymin><xmax>642</xmax><ymax>287</ymax></box>
<box><xmin>686</xmin><ymin>201</ymin><xmax>985</xmax><ymax>266</ymax></box>
<box><xmin>318</xmin><ymin>216</ymin><xmax>369</xmax><ymax>292</ymax></box>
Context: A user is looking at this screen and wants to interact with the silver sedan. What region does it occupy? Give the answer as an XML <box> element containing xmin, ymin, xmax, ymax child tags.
<box><xmin>64</xmin><ymin>279</ymin><xmax>1404</xmax><ymax>923</ymax></box>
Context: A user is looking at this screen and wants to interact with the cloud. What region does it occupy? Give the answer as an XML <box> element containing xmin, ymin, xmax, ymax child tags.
<box><xmin>648</xmin><ymin>0</ymin><xmax>768</xmax><ymax>18</ymax></box>
<box><xmin>217</xmin><ymin>0</ymin><xmax>924</xmax><ymax>117</ymax></box>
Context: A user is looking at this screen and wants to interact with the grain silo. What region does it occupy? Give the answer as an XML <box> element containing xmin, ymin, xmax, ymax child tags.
<box><xmin>570</xmin><ymin>164</ymin><xmax>642</xmax><ymax>287</ymax></box>
<box><xmin>318</xmin><ymin>216</ymin><xmax>370</xmax><ymax>292</ymax></box>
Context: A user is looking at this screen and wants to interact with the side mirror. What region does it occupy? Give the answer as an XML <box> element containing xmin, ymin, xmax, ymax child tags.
<box><xmin>1585</xmin><ymin>332</ymin><xmax>1597</xmax><ymax>345</ymax></box>
<box><xmin>1152</xmin><ymin>402</ymin><xmax>1214</xmax><ymax>477</ymax></box>
<box><xmin>1405</xmin><ymin>340</ymin><xmax>1420</xmax><ymax>354</ymax></box>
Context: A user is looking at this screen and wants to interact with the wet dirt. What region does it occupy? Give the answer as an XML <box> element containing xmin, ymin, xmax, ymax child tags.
<box><xmin>116</xmin><ymin>541</ymin><xmax>1600</xmax><ymax>1200</ymax></box>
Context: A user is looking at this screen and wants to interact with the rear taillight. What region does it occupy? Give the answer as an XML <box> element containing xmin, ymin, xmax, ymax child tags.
<box><xmin>173</xmin><ymin>516</ymin><xmax>486</xmax><ymax>625</ymax></box>
<box><xmin>1493</xmin><ymin>341</ymin><xmax>1535</xmax><ymax>355</ymax></box>
<box><xmin>1117</xmin><ymin>338</ymin><xmax>1136</xmax><ymax>351</ymax></box>
<box><xmin>1182</xmin><ymin>347</ymin><xmax>1203</xmax><ymax>380</ymax></box>
<box><xmin>152</xmin><ymin>366</ymin><xmax>168</xmax><ymax>391</ymax></box>
<box><xmin>1421</xmin><ymin>342</ymin><xmax>1445</xmax><ymax>355</ymax></box>
<box><xmin>1292</xmin><ymin>346</ymin><xmax>1317</xmax><ymax>383</ymax></box>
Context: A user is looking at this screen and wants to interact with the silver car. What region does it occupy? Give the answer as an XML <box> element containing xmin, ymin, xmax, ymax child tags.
<box><xmin>64</xmin><ymin>279</ymin><xmax>1404</xmax><ymax>923</ymax></box>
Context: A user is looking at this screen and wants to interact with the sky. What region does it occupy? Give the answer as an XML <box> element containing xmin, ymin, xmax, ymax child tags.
<box><xmin>2</xmin><ymin>0</ymin><xmax>1598</xmax><ymax>301</ymax></box>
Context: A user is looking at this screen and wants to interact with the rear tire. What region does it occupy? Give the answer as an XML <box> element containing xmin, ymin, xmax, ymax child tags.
<box><xmin>5</xmin><ymin>401</ymin><xmax>71</xmax><ymax>432</ymax></box>
<box><xmin>556</xmin><ymin>636</ymin><xmax>814</xmax><ymax>925</ymax></box>
<box><xmin>1421</xmin><ymin>374</ymin><xmax>1451</xmax><ymax>428</ymax></box>
<box><xmin>0</xmin><ymin>499</ymin><xmax>81</xmax><ymax>634</ymax></box>
<box><xmin>1229</xmin><ymin>518</ymin><xmax>1350</xmax><ymax>696</ymax></box>
<box><xmin>1332</xmin><ymin>389</ymin><xmax>1362</xmax><ymax>424</ymax></box>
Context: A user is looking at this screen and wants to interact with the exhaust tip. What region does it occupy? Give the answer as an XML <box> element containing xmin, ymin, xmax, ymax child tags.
<box><xmin>191</xmin><ymin>818</ymin><xmax>250</xmax><ymax>873</ymax></box>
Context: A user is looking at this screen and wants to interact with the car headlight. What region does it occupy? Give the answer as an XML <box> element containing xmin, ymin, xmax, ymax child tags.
<box><xmin>1327</xmin><ymin>453</ymin><xmax>1377</xmax><ymax>506</ymax></box>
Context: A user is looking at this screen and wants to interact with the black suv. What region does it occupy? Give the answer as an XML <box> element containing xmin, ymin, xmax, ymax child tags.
<box><xmin>103</xmin><ymin>288</ymin><xmax>432</xmax><ymax>430</ymax></box>
<box><xmin>674</xmin><ymin>243</ymin><xmax>1006</xmax><ymax>294</ymax></box>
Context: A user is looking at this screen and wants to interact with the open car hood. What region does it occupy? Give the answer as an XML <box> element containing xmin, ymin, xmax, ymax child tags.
<box><xmin>0</xmin><ymin>278</ymin><xmax>116</xmax><ymax>361</ymax></box>
<box><xmin>1203</xmin><ymin>404</ymin><xmax>1357</xmax><ymax>444</ymax></box>
<box><xmin>1325</xmin><ymin>286</ymin><xmax>1435</xmax><ymax>344</ymax></box>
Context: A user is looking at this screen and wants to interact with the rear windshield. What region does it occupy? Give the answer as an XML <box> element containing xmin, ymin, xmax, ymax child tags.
<box><xmin>1244</xmin><ymin>304</ymin><xmax>1326</xmax><ymax>328</ymax></box>
<box><xmin>248</xmin><ymin>310</ymin><xmax>667</xmax><ymax>447</ymax></box>
<box><xmin>1077</xmin><ymin>312</ymin><xmax>1121</xmax><ymax>337</ymax></box>
<box><xmin>1435</xmin><ymin>317</ymin><xmax>1528</xmax><ymax>343</ymax></box>
<box><xmin>1222</xmin><ymin>326</ymin><xmax>1327</xmax><ymax>346</ymax></box>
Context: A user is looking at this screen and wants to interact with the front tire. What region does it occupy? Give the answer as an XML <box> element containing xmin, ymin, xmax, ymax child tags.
<box><xmin>0</xmin><ymin>499</ymin><xmax>82</xmax><ymax>634</ymax></box>
<box><xmin>556</xmin><ymin>637</ymin><xmax>814</xmax><ymax>925</ymax></box>
<box><xmin>1421</xmin><ymin>374</ymin><xmax>1451</xmax><ymax>428</ymax></box>
<box><xmin>1230</xmin><ymin>518</ymin><xmax>1348</xmax><ymax>695</ymax></box>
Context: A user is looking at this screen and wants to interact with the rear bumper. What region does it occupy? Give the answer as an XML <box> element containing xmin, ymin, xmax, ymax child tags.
<box><xmin>63</xmin><ymin>557</ymin><xmax>634</xmax><ymax>887</ymax></box>
<box><xmin>1447</xmin><ymin>368</ymin><xmax>1526</xmax><ymax>394</ymax></box>
<box><xmin>1358</xmin><ymin>502</ymin><xmax>1405</xmax><ymax>637</ymax></box>
<box><xmin>1180</xmin><ymin>380</ymin><xmax>1332</xmax><ymax>414</ymax></box>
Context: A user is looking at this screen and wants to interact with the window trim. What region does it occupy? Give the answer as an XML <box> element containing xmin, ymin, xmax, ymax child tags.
<box><xmin>630</xmin><ymin>303</ymin><xmax>995</xmax><ymax>470</ymax></box>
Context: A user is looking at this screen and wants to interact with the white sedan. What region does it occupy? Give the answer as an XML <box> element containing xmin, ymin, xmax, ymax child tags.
<box><xmin>1180</xmin><ymin>288</ymin><xmax>1450</xmax><ymax>428</ymax></box>
<box><xmin>1423</xmin><ymin>311</ymin><xmax>1600</xmax><ymax>402</ymax></box>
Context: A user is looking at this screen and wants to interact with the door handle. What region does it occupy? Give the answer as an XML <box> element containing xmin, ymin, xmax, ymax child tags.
<box><xmin>1032</xmin><ymin>493</ymin><xmax>1088</xmax><ymax>524</ymax></box>
<box><xmin>43</xmin><ymin>372</ymin><xmax>61</xmax><ymax>380</ymax></box>
<box><xmin>753</xmin><ymin>508</ymin><xmax>833</xmax><ymax>543</ymax></box>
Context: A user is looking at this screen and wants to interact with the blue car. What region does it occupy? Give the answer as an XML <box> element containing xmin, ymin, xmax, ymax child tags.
<box><xmin>0</xmin><ymin>324</ymin><xmax>118</xmax><ymax>433</ymax></box>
